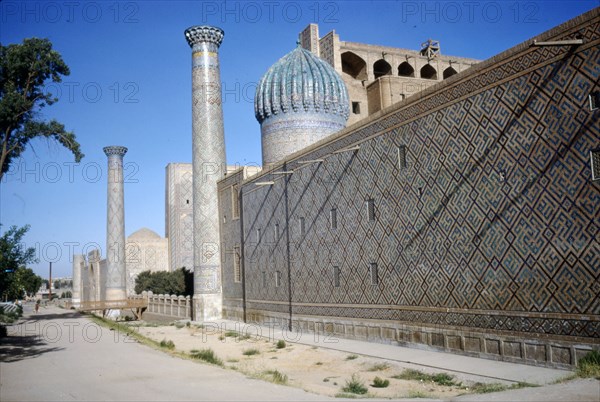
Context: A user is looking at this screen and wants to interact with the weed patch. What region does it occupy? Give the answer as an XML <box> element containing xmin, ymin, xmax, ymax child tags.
<box><xmin>371</xmin><ymin>376</ymin><xmax>389</xmax><ymax>388</ymax></box>
<box><xmin>467</xmin><ymin>381</ymin><xmax>536</xmax><ymax>394</ymax></box>
<box><xmin>189</xmin><ymin>348</ymin><xmax>223</xmax><ymax>366</ymax></box>
<box><xmin>407</xmin><ymin>390</ymin><xmax>430</xmax><ymax>398</ymax></box>
<box><xmin>342</xmin><ymin>374</ymin><xmax>368</xmax><ymax>395</ymax></box>
<box><xmin>577</xmin><ymin>350</ymin><xmax>600</xmax><ymax>379</ymax></box>
<box><xmin>264</xmin><ymin>369</ymin><xmax>288</xmax><ymax>384</ymax></box>
<box><xmin>160</xmin><ymin>339</ymin><xmax>175</xmax><ymax>350</ymax></box>
<box><xmin>367</xmin><ymin>362</ymin><xmax>390</xmax><ymax>371</ymax></box>
<box><xmin>393</xmin><ymin>369</ymin><xmax>458</xmax><ymax>386</ymax></box>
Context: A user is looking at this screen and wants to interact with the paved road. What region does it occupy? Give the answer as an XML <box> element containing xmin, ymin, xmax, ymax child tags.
<box><xmin>1</xmin><ymin>305</ymin><xmax>334</xmax><ymax>401</ymax></box>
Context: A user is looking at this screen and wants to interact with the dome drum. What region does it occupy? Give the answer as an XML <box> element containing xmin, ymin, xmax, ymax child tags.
<box><xmin>255</xmin><ymin>46</ymin><xmax>350</xmax><ymax>165</ymax></box>
<box><xmin>261</xmin><ymin>112</ymin><xmax>346</xmax><ymax>166</ymax></box>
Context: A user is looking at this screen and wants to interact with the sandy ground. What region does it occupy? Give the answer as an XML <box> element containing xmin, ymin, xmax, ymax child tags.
<box><xmin>133</xmin><ymin>322</ymin><xmax>500</xmax><ymax>399</ymax></box>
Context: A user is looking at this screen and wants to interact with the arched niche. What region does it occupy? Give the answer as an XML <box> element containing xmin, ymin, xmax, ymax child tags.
<box><xmin>398</xmin><ymin>61</ymin><xmax>415</xmax><ymax>77</ymax></box>
<box><xmin>420</xmin><ymin>64</ymin><xmax>437</xmax><ymax>80</ymax></box>
<box><xmin>341</xmin><ymin>51</ymin><xmax>367</xmax><ymax>80</ymax></box>
<box><xmin>443</xmin><ymin>66</ymin><xmax>458</xmax><ymax>79</ymax></box>
<box><xmin>373</xmin><ymin>59</ymin><xmax>392</xmax><ymax>79</ymax></box>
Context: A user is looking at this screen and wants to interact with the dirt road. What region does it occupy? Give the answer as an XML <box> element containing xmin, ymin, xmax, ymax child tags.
<box><xmin>1</xmin><ymin>305</ymin><xmax>333</xmax><ymax>401</ymax></box>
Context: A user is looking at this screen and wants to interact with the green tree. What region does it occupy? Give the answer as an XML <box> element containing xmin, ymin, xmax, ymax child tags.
<box><xmin>53</xmin><ymin>279</ymin><xmax>61</xmax><ymax>289</ymax></box>
<box><xmin>0</xmin><ymin>225</ymin><xmax>39</xmax><ymax>300</ymax></box>
<box><xmin>134</xmin><ymin>268</ymin><xmax>192</xmax><ymax>296</ymax></box>
<box><xmin>0</xmin><ymin>38</ymin><xmax>84</xmax><ymax>179</ymax></box>
<box><xmin>6</xmin><ymin>267</ymin><xmax>42</xmax><ymax>299</ymax></box>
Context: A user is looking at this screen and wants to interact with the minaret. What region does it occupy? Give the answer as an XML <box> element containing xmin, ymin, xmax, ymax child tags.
<box><xmin>72</xmin><ymin>254</ymin><xmax>84</xmax><ymax>306</ymax></box>
<box><xmin>184</xmin><ymin>26</ymin><xmax>226</xmax><ymax>321</ymax></box>
<box><xmin>103</xmin><ymin>145</ymin><xmax>128</xmax><ymax>301</ymax></box>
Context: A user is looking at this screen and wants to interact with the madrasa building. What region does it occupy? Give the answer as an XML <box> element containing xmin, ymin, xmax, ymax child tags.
<box><xmin>215</xmin><ymin>11</ymin><xmax>600</xmax><ymax>369</ymax></box>
<box><xmin>76</xmin><ymin>9</ymin><xmax>599</xmax><ymax>370</ymax></box>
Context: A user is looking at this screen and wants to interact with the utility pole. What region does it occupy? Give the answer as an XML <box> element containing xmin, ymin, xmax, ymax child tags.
<box><xmin>48</xmin><ymin>262</ymin><xmax>52</xmax><ymax>301</ymax></box>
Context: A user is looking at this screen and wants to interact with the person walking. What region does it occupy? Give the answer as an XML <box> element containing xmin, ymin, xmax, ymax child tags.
<box><xmin>34</xmin><ymin>299</ymin><xmax>40</xmax><ymax>313</ymax></box>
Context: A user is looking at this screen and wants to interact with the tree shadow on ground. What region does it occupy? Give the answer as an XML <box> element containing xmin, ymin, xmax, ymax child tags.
<box><xmin>0</xmin><ymin>333</ymin><xmax>65</xmax><ymax>363</ymax></box>
<box><xmin>24</xmin><ymin>310</ymin><xmax>83</xmax><ymax>321</ymax></box>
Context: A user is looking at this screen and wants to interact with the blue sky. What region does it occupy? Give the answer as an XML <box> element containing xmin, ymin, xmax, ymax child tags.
<box><xmin>1</xmin><ymin>0</ymin><xmax>597</xmax><ymax>278</ymax></box>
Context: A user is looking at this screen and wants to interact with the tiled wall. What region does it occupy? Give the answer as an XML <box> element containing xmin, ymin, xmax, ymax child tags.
<box><xmin>220</xmin><ymin>10</ymin><xmax>600</xmax><ymax>368</ymax></box>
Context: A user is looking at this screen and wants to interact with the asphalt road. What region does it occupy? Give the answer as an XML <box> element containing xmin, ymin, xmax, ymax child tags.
<box><xmin>1</xmin><ymin>304</ymin><xmax>334</xmax><ymax>401</ymax></box>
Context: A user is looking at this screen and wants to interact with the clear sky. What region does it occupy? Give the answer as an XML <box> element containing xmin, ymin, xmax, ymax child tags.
<box><xmin>1</xmin><ymin>0</ymin><xmax>597</xmax><ymax>278</ymax></box>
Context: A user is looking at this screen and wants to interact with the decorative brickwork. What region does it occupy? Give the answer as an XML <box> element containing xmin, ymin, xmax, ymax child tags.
<box><xmin>185</xmin><ymin>25</ymin><xmax>226</xmax><ymax>320</ymax></box>
<box><xmin>103</xmin><ymin>145</ymin><xmax>128</xmax><ymax>300</ymax></box>
<box><xmin>219</xmin><ymin>10</ymin><xmax>600</xmax><ymax>368</ymax></box>
<box><xmin>165</xmin><ymin>163</ymin><xmax>194</xmax><ymax>271</ymax></box>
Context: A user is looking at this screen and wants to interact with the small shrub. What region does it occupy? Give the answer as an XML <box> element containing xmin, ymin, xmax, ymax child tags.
<box><xmin>159</xmin><ymin>339</ymin><xmax>175</xmax><ymax>350</ymax></box>
<box><xmin>323</xmin><ymin>378</ymin><xmax>330</xmax><ymax>383</ymax></box>
<box><xmin>0</xmin><ymin>315</ymin><xmax>14</xmax><ymax>324</ymax></box>
<box><xmin>185</xmin><ymin>321</ymin><xmax>191</xmax><ymax>327</ymax></box>
<box><xmin>218</xmin><ymin>335</ymin><xmax>225</xmax><ymax>341</ymax></box>
<box><xmin>276</xmin><ymin>339</ymin><xmax>286</xmax><ymax>349</ymax></box>
<box><xmin>468</xmin><ymin>382</ymin><xmax>508</xmax><ymax>394</ymax></box>
<box><xmin>431</xmin><ymin>372</ymin><xmax>456</xmax><ymax>386</ymax></box>
<box><xmin>175</xmin><ymin>322</ymin><xmax>185</xmax><ymax>329</ymax></box>
<box><xmin>224</xmin><ymin>330</ymin><xmax>238</xmax><ymax>337</ymax></box>
<box><xmin>264</xmin><ymin>369</ymin><xmax>288</xmax><ymax>384</ymax></box>
<box><xmin>371</xmin><ymin>376</ymin><xmax>390</xmax><ymax>388</ymax></box>
<box><xmin>315</xmin><ymin>361</ymin><xmax>323</xmax><ymax>366</ymax></box>
<box><xmin>160</xmin><ymin>339</ymin><xmax>174</xmax><ymax>349</ymax></box>
<box><xmin>243</xmin><ymin>348</ymin><xmax>260</xmax><ymax>356</ymax></box>
<box><xmin>393</xmin><ymin>369</ymin><xmax>457</xmax><ymax>386</ymax></box>
<box><xmin>368</xmin><ymin>362</ymin><xmax>390</xmax><ymax>371</ymax></box>
<box><xmin>464</xmin><ymin>381</ymin><xmax>535</xmax><ymax>394</ymax></box>
<box><xmin>577</xmin><ymin>350</ymin><xmax>600</xmax><ymax>379</ymax></box>
<box><xmin>190</xmin><ymin>348</ymin><xmax>223</xmax><ymax>366</ymax></box>
<box><xmin>407</xmin><ymin>390</ymin><xmax>429</xmax><ymax>398</ymax></box>
<box><xmin>342</xmin><ymin>374</ymin><xmax>368</xmax><ymax>395</ymax></box>
<box><xmin>345</xmin><ymin>354</ymin><xmax>358</xmax><ymax>360</ymax></box>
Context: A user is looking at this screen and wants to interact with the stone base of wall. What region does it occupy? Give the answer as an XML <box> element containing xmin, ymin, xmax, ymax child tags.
<box><xmin>222</xmin><ymin>306</ymin><xmax>244</xmax><ymax>322</ymax></box>
<box><xmin>222</xmin><ymin>308</ymin><xmax>598</xmax><ymax>369</ymax></box>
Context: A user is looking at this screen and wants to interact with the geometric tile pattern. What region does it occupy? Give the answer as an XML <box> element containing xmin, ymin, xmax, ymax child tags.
<box><xmin>185</xmin><ymin>26</ymin><xmax>227</xmax><ymax>296</ymax></box>
<box><xmin>103</xmin><ymin>146</ymin><xmax>128</xmax><ymax>296</ymax></box>
<box><xmin>165</xmin><ymin>163</ymin><xmax>194</xmax><ymax>271</ymax></box>
<box><xmin>221</xmin><ymin>11</ymin><xmax>600</xmax><ymax>342</ymax></box>
<box><xmin>218</xmin><ymin>175</ymin><xmax>243</xmax><ymax>302</ymax></box>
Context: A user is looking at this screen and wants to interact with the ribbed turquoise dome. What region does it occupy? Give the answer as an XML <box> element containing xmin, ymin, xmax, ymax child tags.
<box><xmin>255</xmin><ymin>46</ymin><xmax>350</xmax><ymax>123</ymax></box>
<box><xmin>255</xmin><ymin>45</ymin><xmax>350</xmax><ymax>166</ymax></box>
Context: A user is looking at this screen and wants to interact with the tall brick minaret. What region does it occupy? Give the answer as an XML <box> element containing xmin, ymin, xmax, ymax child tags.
<box><xmin>103</xmin><ymin>145</ymin><xmax>128</xmax><ymax>301</ymax></box>
<box><xmin>184</xmin><ymin>26</ymin><xmax>226</xmax><ymax>321</ymax></box>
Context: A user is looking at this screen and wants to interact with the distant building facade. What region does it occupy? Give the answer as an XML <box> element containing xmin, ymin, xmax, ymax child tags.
<box><xmin>165</xmin><ymin>163</ymin><xmax>194</xmax><ymax>271</ymax></box>
<box><xmin>125</xmin><ymin>228</ymin><xmax>169</xmax><ymax>295</ymax></box>
<box><xmin>299</xmin><ymin>24</ymin><xmax>480</xmax><ymax>126</ymax></box>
